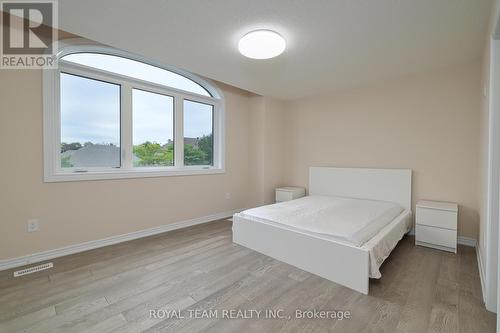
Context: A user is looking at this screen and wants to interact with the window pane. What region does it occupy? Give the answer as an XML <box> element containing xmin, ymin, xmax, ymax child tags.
<box><xmin>184</xmin><ymin>100</ymin><xmax>214</xmax><ymax>166</ymax></box>
<box><xmin>62</xmin><ymin>53</ymin><xmax>211</xmax><ymax>97</ymax></box>
<box><xmin>133</xmin><ymin>89</ymin><xmax>174</xmax><ymax>167</ymax></box>
<box><xmin>60</xmin><ymin>73</ymin><xmax>120</xmax><ymax>168</ymax></box>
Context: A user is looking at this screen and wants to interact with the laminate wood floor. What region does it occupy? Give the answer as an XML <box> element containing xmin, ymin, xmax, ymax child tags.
<box><xmin>0</xmin><ymin>219</ymin><xmax>495</xmax><ymax>333</ymax></box>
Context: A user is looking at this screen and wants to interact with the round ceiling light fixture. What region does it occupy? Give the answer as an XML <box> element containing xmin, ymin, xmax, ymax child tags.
<box><xmin>238</xmin><ymin>30</ymin><xmax>286</xmax><ymax>59</ymax></box>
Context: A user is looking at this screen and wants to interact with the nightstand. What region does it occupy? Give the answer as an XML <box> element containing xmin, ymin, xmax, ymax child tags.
<box><xmin>415</xmin><ymin>200</ymin><xmax>458</xmax><ymax>253</ymax></box>
<box><xmin>275</xmin><ymin>187</ymin><xmax>306</xmax><ymax>202</ymax></box>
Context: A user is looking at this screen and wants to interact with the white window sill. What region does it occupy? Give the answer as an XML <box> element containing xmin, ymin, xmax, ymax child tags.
<box><xmin>44</xmin><ymin>167</ymin><xmax>225</xmax><ymax>182</ymax></box>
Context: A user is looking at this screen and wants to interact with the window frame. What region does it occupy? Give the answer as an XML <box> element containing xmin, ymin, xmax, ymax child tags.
<box><xmin>43</xmin><ymin>40</ymin><xmax>225</xmax><ymax>182</ymax></box>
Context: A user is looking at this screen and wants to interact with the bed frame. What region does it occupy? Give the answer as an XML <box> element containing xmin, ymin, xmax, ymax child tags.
<box><xmin>232</xmin><ymin>167</ymin><xmax>412</xmax><ymax>294</ymax></box>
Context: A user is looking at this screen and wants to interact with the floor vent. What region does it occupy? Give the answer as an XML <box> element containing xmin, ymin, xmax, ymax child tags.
<box><xmin>13</xmin><ymin>262</ymin><xmax>53</xmax><ymax>277</ymax></box>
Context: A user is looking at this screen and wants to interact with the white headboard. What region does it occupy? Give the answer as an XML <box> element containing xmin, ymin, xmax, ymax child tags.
<box><xmin>309</xmin><ymin>167</ymin><xmax>412</xmax><ymax>210</ymax></box>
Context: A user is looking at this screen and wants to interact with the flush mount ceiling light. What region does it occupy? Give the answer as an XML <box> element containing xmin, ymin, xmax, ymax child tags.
<box><xmin>238</xmin><ymin>30</ymin><xmax>286</xmax><ymax>59</ymax></box>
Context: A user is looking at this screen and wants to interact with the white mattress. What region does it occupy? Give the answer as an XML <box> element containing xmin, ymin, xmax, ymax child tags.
<box><xmin>237</xmin><ymin>195</ymin><xmax>412</xmax><ymax>278</ymax></box>
<box><xmin>240</xmin><ymin>195</ymin><xmax>403</xmax><ymax>247</ymax></box>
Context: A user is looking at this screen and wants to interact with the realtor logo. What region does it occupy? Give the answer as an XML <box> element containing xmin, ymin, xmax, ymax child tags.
<box><xmin>1</xmin><ymin>0</ymin><xmax>58</xmax><ymax>68</ymax></box>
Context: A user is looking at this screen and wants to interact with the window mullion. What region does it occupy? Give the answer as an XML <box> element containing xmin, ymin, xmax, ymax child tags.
<box><xmin>54</xmin><ymin>69</ymin><xmax>62</xmax><ymax>173</ymax></box>
<box><xmin>121</xmin><ymin>84</ymin><xmax>133</xmax><ymax>169</ymax></box>
<box><xmin>174</xmin><ymin>95</ymin><xmax>184</xmax><ymax>168</ymax></box>
<box><xmin>213</xmin><ymin>104</ymin><xmax>220</xmax><ymax>168</ymax></box>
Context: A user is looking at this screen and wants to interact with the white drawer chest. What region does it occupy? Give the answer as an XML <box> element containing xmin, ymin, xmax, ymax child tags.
<box><xmin>275</xmin><ymin>187</ymin><xmax>306</xmax><ymax>202</ymax></box>
<box><xmin>415</xmin><ymin>200</ymin><xmax>458</xmax><ymax>253</ymax></box>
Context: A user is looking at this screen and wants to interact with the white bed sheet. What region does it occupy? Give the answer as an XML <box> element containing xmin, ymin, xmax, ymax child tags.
<box><xmin>362</xmin><ymin>210</ymin><xmax>411</xmax><ymax>278</ymax></box>
<box><xmin>239</xmin><ymin>195</ymin><xmax>403</xmax><ymax>247</ymax></box>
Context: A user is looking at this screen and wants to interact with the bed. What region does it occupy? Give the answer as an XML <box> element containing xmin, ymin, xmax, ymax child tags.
<box><xmin>232</xmin><ymin>167</ymin><xmax>412</xmax><ymax>294</ymax></box>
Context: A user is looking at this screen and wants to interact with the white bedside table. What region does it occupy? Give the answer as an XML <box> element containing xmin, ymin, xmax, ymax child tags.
<box><xmin>275</xmin><ymin>187</ymin><xmax>306</xmax><ymax>202</ymax></box>
<box><xmin>415</xmin><ymin>200</ymin><xmax>458</xmax><ymax>253</ymax></box>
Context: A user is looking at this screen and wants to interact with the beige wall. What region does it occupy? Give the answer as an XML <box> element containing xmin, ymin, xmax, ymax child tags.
<box><xmin>283</xmin><ymin>63</ymin><xmax>482</xmax><ymax>238</ymax></box>
<box><xmin>247</xmin><ymin>96</ymin><xmax>287</xmax><ymax>205</ymax></box>
<box><xmin>0</xmin><ymin>61</ymin><xmax>483</xmax><ymax>261</ymax></box>
<box><xmin>0</xmin><ymin>61</ymin><xmax>482</xmax><ymax>261</ymax></box>
<box><xmin>0</xmin><ymin>69</ymin><xmax>270</xmax><ymax>260</ymax></box>
<box><xmin>261</xmin><ymin>98</ymin><xmax>287</xmax><ymax>203</ymax></box>
<box><xmin>0</xmin><ymin>33</ymin><xmax>484</xmax><ymax>261</ymax></box>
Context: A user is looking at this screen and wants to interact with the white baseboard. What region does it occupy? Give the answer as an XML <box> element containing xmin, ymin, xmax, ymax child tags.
<box><xmin>0</xmin><ymin>209</ymin><xmax>241</xmax><ymax>272</ymax></box>
<box><xmin>476</xmin><ymin>246</ymin><xmax>486</xmax><ymax>303</ymax></box>
<box><xmin>457</xmin><ymin>236</ymin><xmax>477</xmax><ymax>247</ymax></box>
<box><xmin>407</xmin><ymin>229</ymin><xmax>477</xmax><ymax>247</ymax></box>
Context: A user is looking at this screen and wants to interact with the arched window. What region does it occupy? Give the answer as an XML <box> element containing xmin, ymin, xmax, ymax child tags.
<box><xmin>43</xmin><ymin>41</ymin><xmax>224</xmax><ymax>181</ymax></box>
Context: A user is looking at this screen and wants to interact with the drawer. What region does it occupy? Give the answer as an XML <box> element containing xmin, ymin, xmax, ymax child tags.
<box><xmin>416</xmin><ymin>224</ymin><xmax>457</xmax><ymax>249</ymax></box>
<box><xmin>416</xmin><ymin>207</ymin><xmax>457</xmax><ymax>230</ymax></box>
<box><xmin>276</xmin><ymin>191</ymin><xmax>294</xmax><ymax>202</ymax></box>
<box><xmin>275</xmin><ymin>187</ymin><xmax>305</xmax><ymax>202</ymax></box>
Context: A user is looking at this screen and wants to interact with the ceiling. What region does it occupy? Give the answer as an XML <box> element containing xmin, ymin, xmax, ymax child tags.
<box><xmin>58</xmin><ymin>0</ymin><xmax>492</xmax><ymax>100</ymax></box>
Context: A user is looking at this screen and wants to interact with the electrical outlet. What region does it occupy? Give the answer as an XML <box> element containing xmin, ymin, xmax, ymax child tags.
<box><xmin>225</xmin><ymin>192</ymin><xmax>231</xmax><ymax>200</ymax></box>
<box><xmin>27</xmin><ymin>219</ymin><xmax>39</xmax><ymax>232</ymax></box>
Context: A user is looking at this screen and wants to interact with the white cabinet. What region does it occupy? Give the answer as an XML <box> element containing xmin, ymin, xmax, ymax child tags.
<box><xmin>415</xmin><ymin>200</ymin><xmax>458</xmax><ymax>253</ymax></box>
<box><xmin>275</xmin><ymin>187</ymin><xmax>306</xmax><ymax>202</ymax></box>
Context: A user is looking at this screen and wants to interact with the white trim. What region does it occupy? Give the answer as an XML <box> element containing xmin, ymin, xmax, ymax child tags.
<box><xmin>0</xmin><ymin>209</ymin><xmax>241</xmax><ymax>272</ymax></box>
<box><xmin>477</xmin><ymin>245</ymin><xmax>486</xmax><ymax>303</ymax></box>
<box><xmin>485</xmin><ymin>37</ymin><xmax>500</xmax><ymax>313</ymax></box>
<box><xmin>43</xmin><ymin>39</ymin><xmax>225</xmax><ymax>182</ymax></box>
<box><xmin>121</xmin><ymin>83</ymin><xmax>133</xmax><ymax>169</ymax></box>
<box><xmin>43</xmin><ymin>167</ymin><xmax>226</xmax><ymax>182</ymax></box>
<box><xmin>496</xmin><ymin>17</ymin><xmax>500</xmax><ymax>329</ymax></box>
<box><xmin>59</xmin><ymin>61</ymin><xmax>219</xmax><ymax>104</ymax></box>
<box><xmin>457</xmin><ymin>236</ymin><xmax>477</xmax><ymax>247</ymax></box>
<box><xmin>174</xmin><ymin>92</ymin><xmax>184</xmax><ymax>168</ymax></box>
